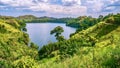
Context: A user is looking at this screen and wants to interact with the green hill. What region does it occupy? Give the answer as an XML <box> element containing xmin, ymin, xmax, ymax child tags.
<box><xmin>17</xmin><ymin>15</ymin><xmax>70</xmax><ymax>23</ymax></box>
<box><xmin>0</xmin><ymin>13</ymin><xmax>120</xmax><ymax>68</ymax></box>
<box><xmin>38</xmin><ymin>14</ymin><xmax>120</xmax><ymax>68</ymax></box>
<box><xmin>0</xmin><ymin>19</ymin><xmax>39</xmax><ymax>68</ymax></box>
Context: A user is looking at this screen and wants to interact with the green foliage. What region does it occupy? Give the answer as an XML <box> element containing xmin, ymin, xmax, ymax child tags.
<box><xmin>22</xmin><ymin>33</ymin><xmax>30</xmax><ymax>45</ymax></box>
<box><xmin>0</xmin><ymin>24</ymin><xmax>7</xmax><ymax>33</ymax></box>
<box><xmin>38</xmin><ymin>34</ymin><xmax>97</xmax><ymax>59</ymax></box>
<box><xmin>66</xmin><ymin>16</ymin><xmax>98</xmax><ymax>29</ymax></box>
<box><xmin>66</xmin><ymin>18</ymin><xmax>80</xmax><ymax>28</ymax></box>
<box><xmin>0</xmin><ymin>19</ymin><xmax>38</xmax><ymax>68</ymax></box>
<box><xmin>30</xmin><ymin>42</ymin><xmax>39</xmax><ymax>50</ymax></box>
<box><xmin>1</xmin><ymin>13</ymin><xmax>120</xmax><ymax>68</ymax></box>
<box><xmin>22</xmin><ymin>27</ymin><xmax>27</xmax><ymax>32</ymax></box>
<box><xmin>50</xmin><ymin>26</ymin><xmax>65</xmax><ymax>41</ymax></box>
<box><xmin>13</xmin><ymin>56</ymin><xmax>40</xmax><ymax>68</ymax></box>
<box><xmin>50</xmin><ymin>26</ymin><xmax>64</xmax><ymax>36</ymax></box>
<box><xmin>67</xmin><ymin>16</ymin><xmax>99</xmax><ymax>37</ymax></box>
<box><xmin>0</xmin><ymin>60</ymin><xmax>12</xmax><ymax>68</ymax></box>
<box><xmin>17</xmin><ymin>15</ymin><xmax>70</xmax><ymax>23</ymax></box>
<box><xmin>105</xmin><ymin>16</ymin><xmax>120</xmax><ymax>24</ymax></box>
<box><xmin>96</xmin><ymin>24</ymin><xmax>118</xmax><ymax>38</ymax></box>
<box><xmin>38</xmin><ymin>13</ymin><xmax>120</xmax><ymax>67</ymax></box>
<box><xmin>105</xmin><ymin>16</ymin><xmax>115</xmax><ymax>24</ymax></box>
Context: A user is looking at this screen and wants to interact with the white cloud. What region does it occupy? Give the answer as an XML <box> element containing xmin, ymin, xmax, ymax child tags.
<box><xmin>29</xmin><ymin>2</ymin><xmax>87</xmax><ymax>15</ymax></box>
<box><xmin>109</xmin><ymin>0</ymin><xmax>119</xmax><ymax>4</ymax></box>
<box><xmin>105</xmin><ymin>6</ymin><xmax>115</xmax><ymax>10</ymax></box>
<box><xmin>0</xmin><ymin>0</ymin><xmax>35</xmax><ymax>6</ymax></box>
<box><xmin>82</xmin><ymin>0</ymin><xmax>119</xmax><ymax>13</ymax></box>
<box><xmin>0</xmin><ymin>0</ymin><xmax>119</xmax><ymax>17</ymax></box>
<box><xmin>84</xmin><ymin>0</ymin><xmax>104</xmax><ymax>12</ymax></box>
<box><xmin>62</xmin><ymin>0</ymin><xmax>81</xmax><ymax>6</ymax></box>
<box><xmin>0</xmin><ymin>0</ymin><xmax>87</xmax><ymax>16</ymax></box>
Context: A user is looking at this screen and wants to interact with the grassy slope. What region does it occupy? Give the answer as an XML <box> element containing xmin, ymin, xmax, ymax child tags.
<box><xmin>39</xmin><ymin>22</ymin><xmax>120</xmax><ymax>68</ymax></box>
<box><xmin>0</xmin><ymin>18</ymin><xmax>120</xmax><ymax>68</ymax></box>
<box><xmin>0</xmin><ymin>20</ymin><xmax>39</xmax><ymax>67</ymax></box>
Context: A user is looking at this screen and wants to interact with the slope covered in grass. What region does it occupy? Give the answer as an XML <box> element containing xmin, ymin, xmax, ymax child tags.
<box><xmin>0</xmin><ymin>19</ymin><xmax>39</xmax><ymax>68</ymax></box>
<box><xmin>0</xmin><ymin>14</ymin><xmax>120</xmax><ymax>68</ymax></box>
<box><xmin>39</xmin><ymin>14</ymin><xmax>120</xmax><ymax>67</ymax></box>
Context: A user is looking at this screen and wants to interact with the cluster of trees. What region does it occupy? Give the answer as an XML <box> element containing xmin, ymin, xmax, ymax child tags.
<box><xmin>50</xmin><ymin>26</ymin><xmax>65</xmax><ymax>41</ymax></box>
<box><xmin>69</xmin><ymin>13</ymin><xmax>120</xmax><ymax>37</ymax></box>
<box><xmin>0</xmin><ymin>16</ymin><xmax>27</xmax><ymax>31</ymax></box>
<box><xmin>104</xmin><ymin>13</ymin><xmax>120</xmax><ymax>24</ymax></box>
<box><xmin>66</xmin><ymin>16</ymin><xmax>99</xmax><ymax>28</ymax></box>
<box><xmin>39</xmin><ymin>26</ymin><xmax>97</xmax><ymax>59</ymax></box>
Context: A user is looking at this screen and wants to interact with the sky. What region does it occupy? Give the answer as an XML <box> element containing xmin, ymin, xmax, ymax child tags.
<box><xmin>0</xmin><ymin>0</ymin><xmax>120</xmax><ymax>18</ymax></box>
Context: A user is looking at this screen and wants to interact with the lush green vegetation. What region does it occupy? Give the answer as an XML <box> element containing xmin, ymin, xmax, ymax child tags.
<box><xmin>0</xmin><ymin>13</ymin><xmax>120</xmax><ymax>68</ymax></box>
<box><xmin>0</xmin><ymin>18</ymin><xmax>39</xmax><ymax>67</ymax></box>
<box><xmin>17</xmin><ymin>15</ymin><xmax>71</xmax><ymax>23</ymax></box>
<box><xmin>50</xmin><ymin>26</ymin><xmax>65</xmax><ymax>41</ymax></box>
<box><xmin>66</xmin><ymin>16</ymin><xmax>99</xmax><ymax>28</ymax></box>
<box><xmin>38</xmin><ymin>13</ymin><xmax>120</xmax><ymax>67</ymax></box>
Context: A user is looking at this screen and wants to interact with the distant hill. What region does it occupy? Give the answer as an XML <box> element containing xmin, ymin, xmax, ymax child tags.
<box><xmin>17</xmin><ymin>15</ymin><xmax>71</xmax><ymax>23</ymax></box>
<box><xmin>17</xmin><ymin>15</ymin><xmax>37</xmax><ymax>19</ymax></box>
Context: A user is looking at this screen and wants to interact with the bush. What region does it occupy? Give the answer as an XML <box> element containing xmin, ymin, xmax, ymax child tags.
<box><xmin>105</xmin><ymin>15</ymin><xmax>120</xmax><ymax>24</ymax></box>
<box><xmin>30</xmin><ymin>42</ymin><xmax>39</xmax><ymax>50</ymax></box>
<box><xmin>0</xmin><ymin>60</ymin><xmax>12</xmax><ymax>68</ymax></box>
<box><xmin>22</xmin><ymin>27</ymin><xmax>27</xmax><ymax>32</ymax></box>
<box><xmin>105</xmin><ymin>17</ymin><xmax>115</xmax><ymax>24</ymax></box>
<box><xmin>0</xmin><ymin>24</ymin><xmax>7</xmax><ymax>33</ymax></box>
<box><xmin>12</xmin><ymin>56</ymin><xmax>40</xmax><ymax>68</ymax></box>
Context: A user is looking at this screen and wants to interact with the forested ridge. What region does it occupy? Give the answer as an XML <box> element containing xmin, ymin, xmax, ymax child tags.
<box><xmin>0</xmin><ymin>13</ymin><xmax>120</xmax><ymax>68</ymax></box>
<box><xmin>17</xmin><ymin>15</ymin><xmax>71</xmax><ymax>23</ymax></box>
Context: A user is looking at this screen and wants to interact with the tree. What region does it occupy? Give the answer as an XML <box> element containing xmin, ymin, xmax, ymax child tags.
<box><xmin>22</xmin><ymin>27</ymin><xmax>27</xmax><ymax>32</ymax></box>
<box><xmin>98</xmin><ymin>15</ymin><xmax>103</xmax><ymax>22</ymax></box>
<box><xmin>50</xmin><ymin>26</ymin><xmax>65</xmax><ymax>41</ymax></box>
<box><xmin>99</xmin><ymin>15</ymin><xmax>103</xmax><ymax>19</ymax></box>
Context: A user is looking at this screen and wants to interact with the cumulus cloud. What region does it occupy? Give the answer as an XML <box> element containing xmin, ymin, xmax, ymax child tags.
<box><xmin>0</xmin><ymin>0</ymin><xmax>119</xmax><ymax>17</ymax></box>
<box><xmin>81</xmin><ymin>0</ymin><xmax>120</xmax><ymax>13</ymax></box>
<box><xmin>62</xmin><ymin>0</ymin><xmax>81</xmax><ymax>6</ymax></box>
<box><xmin>28</xmin><ymin>2</ymin><xmax>87</xmax><ymax>15</ymax></box>
<box><xmin>0</xmin><ymin>0</ymin><xmax>87</xmax><ymax>15</ymax></box>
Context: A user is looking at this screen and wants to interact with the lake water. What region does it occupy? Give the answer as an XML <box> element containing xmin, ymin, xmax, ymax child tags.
<box><xmin>26</xmin><ymin>23</ymin><xmax>76</xmax><ymax>47</ymax></box>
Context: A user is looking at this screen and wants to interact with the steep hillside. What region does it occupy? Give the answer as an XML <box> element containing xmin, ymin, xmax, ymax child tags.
<box><xmin>0</xmin><ymin>19</ymin><xmax>39</xmax><ymax>68</ymax></box>
<box><xmin>39</xmin><ymin>21</ymin><xmax>120</xmax><ymax>67</ymax></box>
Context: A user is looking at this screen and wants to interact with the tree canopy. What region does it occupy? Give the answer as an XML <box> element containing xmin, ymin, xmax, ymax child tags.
<box><xmin>50</xmin><ymin>26</ymin><xmax>64</xmax><ymax>41</ymax></box>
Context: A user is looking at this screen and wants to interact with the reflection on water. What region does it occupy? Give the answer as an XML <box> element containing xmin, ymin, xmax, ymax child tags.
<box><xmin>26</xmin><ymin>23</ymin><xmax>76</xmax><ymax>47</ymax></box>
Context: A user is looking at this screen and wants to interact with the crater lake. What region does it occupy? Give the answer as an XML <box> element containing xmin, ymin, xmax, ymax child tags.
<box><xmin>26</xmin><ymin>23</ymin><xmax>76</xmax><ymax>47</ymax></box>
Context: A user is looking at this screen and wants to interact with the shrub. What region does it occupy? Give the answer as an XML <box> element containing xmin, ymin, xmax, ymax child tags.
<box><xmin>12</xmin><ymin>56</ymin><xmax>40</xmax><ymax>68</ymax></box>
<box><xmin>30</xmin><ymin>42</ymin><xmax>39</xmax><ymax>50</ymax></box>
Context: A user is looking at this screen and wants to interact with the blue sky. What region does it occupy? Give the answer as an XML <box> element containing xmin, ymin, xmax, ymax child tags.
<box><xmin>0</xmin><ymin>0</ymin><xmax>120</xmax><ymax>17</ymax></box>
